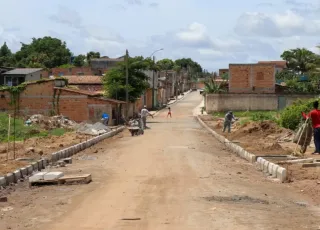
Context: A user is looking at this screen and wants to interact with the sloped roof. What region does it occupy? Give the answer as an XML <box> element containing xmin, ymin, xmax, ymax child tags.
<box><xmin>4</xmin><ymin>68</ymin><xmax>43</xmax><ymax>75</ymax></box>
<box><xmin>64</xmin><ymin>75</ymin><xmax>102</xmax><ymax>84</ymax></box>
<box><xmin>55</xmin><ymin>87</ymin><xmax>126</xmax><ymax>104</ymax></box>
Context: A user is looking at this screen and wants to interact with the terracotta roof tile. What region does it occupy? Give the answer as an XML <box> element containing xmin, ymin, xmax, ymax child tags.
<box><xmin>64</xmin><ymin>75</ymin><xmax>102</xmax><ymax>84</ymax></box>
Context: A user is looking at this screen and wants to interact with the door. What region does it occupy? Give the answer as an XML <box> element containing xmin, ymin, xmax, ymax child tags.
<box><xmin>278</xmin><ymin>96</ymin><xmax>286</xmax><ymax>110</ymax></box>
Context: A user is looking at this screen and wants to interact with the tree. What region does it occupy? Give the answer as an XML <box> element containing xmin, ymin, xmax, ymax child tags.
<box><xmin>86</xmin><ymin>51</ymin><xmax>100</xmax><ymax>62</ymax></box>
<box><xmin>103</xmin><ymin>56</ymin><xmax>149</xmax><ymax>102</ymax></box>
<box><xmin>280</xmin><ymin>48</ymin><xmax>319</xmax><ymax>73</ymax></box>
<box><xmin>73</xmin><ymin>54</ymin><xmax>86</xmax><ymax>67</ymax></box>
<box><xmin>0</xmin><ymin>42</ymin><xmax>15</xmax><ymax>67</ymax></box>
<box><xmin>157</xmin><ymin>58</ymin><xmax>174</xmax><ymax>71</ymax></box>
<box><xmin>175</xmin><ymin>58</ymin><xmax>202</xmax><ymax>73</ymax></box>
<box><xmin>14</xmin><ymin>36</ymin><xmax>72</xmax><ymax>68</ymax></box>
<box><xmin>203</xmin><ymin>78</ymin><xmax>226</xmax><ymax>94</ymax></box>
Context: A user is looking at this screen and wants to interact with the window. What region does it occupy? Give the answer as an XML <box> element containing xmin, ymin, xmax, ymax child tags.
<box><xmin>5</xmin><ymin>76</ymin><xmax>25</xmax><ymax>86</ymax></box>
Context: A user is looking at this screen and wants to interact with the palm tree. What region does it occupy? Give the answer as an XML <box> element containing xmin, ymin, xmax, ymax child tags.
<box><xmin>281</xmin><ymin>48</ymin><xmax>318</xmax><ymax>73</ymax></box>
<box><xmin>203</xmin><ymin>78</ymin><xmax>226</xmax><ymax>94</ymax></box>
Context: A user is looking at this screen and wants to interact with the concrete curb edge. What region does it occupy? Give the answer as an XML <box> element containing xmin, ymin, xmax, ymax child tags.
<box><xmin>0</xmin><ymin>126</ymin><xmax>125</xmax><ymax>188</ymax></box>
<box><xmin>196</xmin><ymin>115</ymin><xmax>287</xmax><ymax>183</ymax></box>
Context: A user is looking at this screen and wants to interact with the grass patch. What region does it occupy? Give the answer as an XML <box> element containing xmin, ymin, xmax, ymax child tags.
<box><xmin>212</xmin><ymin>110</ymin><xmax>279</xmax><ymax>124</ymax></box>
<box><xmin>0</xmin><ymin>113</ymin><xmax>68</xmax><ymax>142</ymax></box>
<box><xmin>212</xmin><ymin>110</ymin><xmax>278</xmax><ymax>118</ymax></box>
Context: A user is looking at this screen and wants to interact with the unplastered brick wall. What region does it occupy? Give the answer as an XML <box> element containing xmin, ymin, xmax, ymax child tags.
<box><xmin>51</xmin><ymin>67</ymin><xmax>93</xmax><ymax>76</ymax></box>
<box><xmin>219</xmin><ymin>69</ymin><xmax>229</xmax><ymax>77</ymax></box>
<box><xmin>229</xmin><ymin>64</ymin><xmax>275</xmax><ymax>94</ymax></box>
<box><xmin>0</xmin><ymin>80</ymin><xmax>55</xmax><ymax>115</ymax></box>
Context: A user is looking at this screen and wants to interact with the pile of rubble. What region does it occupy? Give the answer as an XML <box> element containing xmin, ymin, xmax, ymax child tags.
<box><xmin>75</xmin><ymin>122</ymin><xmax>111</xmax><ymax>136</ymax></box>
<box><xmin>26</xmin><ymin>114</ymin><xmax>77</xmax><ymax>130</ymax></box>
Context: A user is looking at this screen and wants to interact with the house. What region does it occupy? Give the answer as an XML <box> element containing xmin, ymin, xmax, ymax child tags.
<box><xmin>219</xmin><ymin>68</ymin><xmax>229</xmax><ymax>77</ymax></box>
<box><xmin>64</xmin><ymin>75</ymin><xmax>103</xmax><ymax>93</ymax></box>
<box><xmin>0</xmin><ymin>79</ymin><xmax>126</xmax><ymax>124</ymax></box>
<box><xmin>51</xmin><ymin>67</ymin><xmax>94</xmax><ymax>76</ymax></box>
<box><xmin>258</xmin><ymin>61</ymin><xmax>287</xmax><ymax>74</ymax></box>
<box><xmin>229</xmin><ymin>63</ymin><xmax>275</xmax><ymax>94</ymax></box>
<box><xmin>1</xmin><ymin>68</ymin><xmax>43</xmax><ymax>86</ymax></box>
<box><xmin>90</xmin><ymin>57</ymin><xmax>124</xmax><ymax>75</ymax></box>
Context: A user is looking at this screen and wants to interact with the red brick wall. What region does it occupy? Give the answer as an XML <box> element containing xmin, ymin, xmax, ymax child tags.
<box><xmin>219</xmin><ymin>69</ymin><xmax>229</xmax><ymax>77</ymax></box>
<box><xmin>52</xmin><ymin>67</ymin><xmax>93</xmax><ymax>76</ymax></box>
<box><xmin>229</xmin><ymin>64</ymin><xmax>275</xmax><ymax>94</ymax></box>
<box><xmin>0</xmin><ymin>80</ymin><xmax>116</xmax><ymax>122</ymax></box>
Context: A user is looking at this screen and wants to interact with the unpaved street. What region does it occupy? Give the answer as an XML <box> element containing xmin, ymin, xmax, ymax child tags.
<box><xmin>2</xmin><ymin>92</ymin><xmax>320</xmax><ymax>229</ymax></box>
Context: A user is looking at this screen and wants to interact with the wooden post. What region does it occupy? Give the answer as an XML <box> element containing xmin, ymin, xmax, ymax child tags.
<box><xmin>7</xmin><ymin>114</ymin><xmax>10</xmax><ymax>161</ymax></box>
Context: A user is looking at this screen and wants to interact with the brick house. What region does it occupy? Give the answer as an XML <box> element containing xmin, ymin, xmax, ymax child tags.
<box><xmin>229</xmin><ymin>63</ymin><xmax>276</xmax><ymax>94</ymax></box>
<box><xmin>0</xmin><ymin>80</ymin><xmax>125</xmax><ymax>124</ymax></box>
<box><xmin>219</xmin><ymin>68</ymin><xmax>229</xmax><ymax>77</ymax></box>
<box><xmin>51</xmin><ymin>67</ymin><xmax>94</xmax><ymax>76</ymax></box>
<box><xmin>257</xmin><ymin>61</ymin><xmax>287</xmax><ymax>74</ymax></box>
<box><xmin>64</xmin><ymin>75</ymin><xmax>103</xmax><ymax>93</ymax></box>
<box><xmin>90</xmin><ymin>57</ymin><xmax>124</xmax><ymax>75</ymax></box>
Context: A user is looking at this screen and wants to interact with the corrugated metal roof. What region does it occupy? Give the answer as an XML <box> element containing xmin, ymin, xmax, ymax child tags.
<box><xmin>4</xmin><ymin>68</ymin><xmax>43</xmax><ymax>75</ymax></box>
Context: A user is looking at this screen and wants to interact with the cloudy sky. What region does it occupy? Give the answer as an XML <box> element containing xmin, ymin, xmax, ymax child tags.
<box><xmin>0</xmin><ymin>0</ymin><xmax>319</xmax><ymax>71</ymax></box>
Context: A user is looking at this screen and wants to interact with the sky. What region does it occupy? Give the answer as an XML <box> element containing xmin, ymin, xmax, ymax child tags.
<box><xmin>0</xmin><ymin>0</ymin><xmax>319</xmax><ymax>72</ymax></box>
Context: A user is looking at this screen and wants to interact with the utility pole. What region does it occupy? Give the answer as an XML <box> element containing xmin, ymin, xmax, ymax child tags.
<box><xmin>125</xmin><ymin>49</ymin><xmax>129</xmax><ymax>118</ymax></box>
<box><xmin>152</xmin><ymin>55</ymin><xmax>155</xmax><ymax>109</ymax></box>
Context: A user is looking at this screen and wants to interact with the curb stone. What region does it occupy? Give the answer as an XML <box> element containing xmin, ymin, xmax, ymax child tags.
<box><xmin>0</xmin><ymin>126</ymin><xmax>125</xmax><ymax>188</ymax></box>
<box><xmin>196</xmin><ymin>115</ymin><xmax>287</xmax><ymax>183</ymax></box>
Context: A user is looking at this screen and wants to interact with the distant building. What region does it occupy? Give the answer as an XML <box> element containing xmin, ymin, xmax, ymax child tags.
<box><xmin>1</xmin><ymin>68</ymin><xmax>43</xmax><ymax>86</ymax></box>
<box><xmin>90</xmin><ymin>57</ymin><xmax>124</xmax><ymax>75</ymax></box>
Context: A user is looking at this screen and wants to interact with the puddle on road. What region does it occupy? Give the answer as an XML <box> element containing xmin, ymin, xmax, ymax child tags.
<box><xmin>204</xmin><ymin>195</ymin><xmax>269</xmax><ymax>205</ymax></box>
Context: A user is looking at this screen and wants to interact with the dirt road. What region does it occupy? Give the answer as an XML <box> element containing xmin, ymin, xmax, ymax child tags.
<box><xmin>2</xmin><ymin>92</ymin><xmax>320</xmax><ymax>229</ymax></box>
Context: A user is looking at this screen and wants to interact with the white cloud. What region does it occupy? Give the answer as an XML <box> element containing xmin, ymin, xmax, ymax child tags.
<box><xmin>235</xmin><ymin>10</ymin><xmax>320</xmax><ymax>37</ymax></box>
<box><xmin>175</xmin><ymin>22</ymin><xmax>212</xmax><ymax>48</ymax></box>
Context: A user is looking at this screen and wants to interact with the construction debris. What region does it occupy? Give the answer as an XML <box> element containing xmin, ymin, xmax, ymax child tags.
<box><xmin>29</xmin><ymin>172</ymin><xmax>91</xmax><ymax>186</ymax></box>
<box><xmin>76</xmin><ymin>122</ymin><xmax>111</xmax><ymax>136</ymax></box>
<box><xmin>27</xmin><ymin>114</ymin><xmax>77</xmax><ymax>130</ymax></box>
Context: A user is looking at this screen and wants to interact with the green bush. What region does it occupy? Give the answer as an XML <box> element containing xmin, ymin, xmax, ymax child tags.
<box><xmin>279</xmin><ymin>98</ymin><xmax>317</xmax><ymax>130</ymax></box>
<box><xmin>251</xmin><ymin>112</ymin><xmax>275</xmax><ymax>122</ymax></box>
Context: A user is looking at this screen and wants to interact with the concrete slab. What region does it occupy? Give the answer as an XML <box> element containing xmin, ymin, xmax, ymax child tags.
<box><xmin>63</xmin><ymin>158</ymin><xmax>72</xmax><ymax>164</ymax></box>
<box><xmin>20</xmin><ymin>167</ymin><xmax>27</xmax><ymax>177</ymax></box>
<box><xmin>272</xmin><ymin>165</ymin><xmax>279</xmax><ymax>178</ymax></box>
<box><xmin>277</xmin><ymin>167</ymin><xmax>287</xmax><ymax>183</ymax></box>
<box><xmin>13</xmin><ymin>170</ymin><xmax>21</xmax><ymax>182</ymax></box>
<box><xmin>5</xmin><ymin>173</ymin><xmax>14</xmax><ymax>185</ymax></box>
<box><xmin>261</xmin><ymin>158</ymin><xmax>267</xmax><ymax>171</ymax></box>
<box><xmin>268</xmin><ymin>163</ymin><xmax>275</xmax><ymax>176</ymax></box>
<box><xmin>302</xmin><ymin>162</ymin><xmax>320</xmax><ymax>167</ymax></box>
<box><xmin>43</xmin><ymin>172</ymin><xmax>64</xmax><ymax>180</ymax></box>
<box><xmin>26</xmin><ymin>165</ymin><xmax>33</xmax><ymax>175</ymax></box>
<box><xmin>51</xmin><ymin>152</ymin><xmax>58</xmax><ymax>162</ymax></box>
<box><xmin>37</xmin><ymin>160</ymin><xmax>43</xmax><ymax>170</ymax></box>
<box><xmin>0</xmin><ymin>177</ymin><xmax>6</xmax><ymax>187</ymax></box>
<box><xmin>263</xmin><ymin>161</ymin><xmax>269</xmax><ymax>173</ymax></box>
<box><xmin>32</xmin><ymin>162</ymin><xmax>38</xmax><ymax>171</ymax></box>
<box><xmin>29</xmin><ymin>172</ymin><xmax>47</xmax><ymax>182</ymax></box>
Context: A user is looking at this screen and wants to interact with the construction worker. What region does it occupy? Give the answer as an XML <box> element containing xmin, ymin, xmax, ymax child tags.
<box><xmin>302</xmin><ymin>101</ymin><xmax>320</xmax><ymax>154</ymax></box>
<box><xmin>101</xmin><ymin>112</ymin><xmax>109</xmax><ymax>126</ymax></box>
<box><xmin>223</xmin><ymin>111</ymin><xmax>238</xmax><ymax>133</ymax></box>
<box><xmin>140</xmin><ymin>105</ymin><xmax>153</xmax><ymax>129</ymax></box>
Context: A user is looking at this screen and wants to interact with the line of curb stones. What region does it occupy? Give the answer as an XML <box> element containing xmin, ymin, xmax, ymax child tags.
<box><xmin>0</xmin><ymin>126</ymin><xmax>125</xmax><ymax>188</ymax></box>
<box><xmin>196</xmin><ymin>115</ymin><xmax>287</xmax><ymax>183</ymax></box>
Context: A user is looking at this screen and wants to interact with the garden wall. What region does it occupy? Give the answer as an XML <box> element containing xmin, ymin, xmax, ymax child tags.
<box><xmin>205</xmin><ymin>93</ymin><xmax>316</xmax><ymax>112</ymax></box>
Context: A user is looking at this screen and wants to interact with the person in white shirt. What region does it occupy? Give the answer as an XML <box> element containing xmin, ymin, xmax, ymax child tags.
<box><xmin>140</xmin><ymin>105</ymin><xmax>153</xmax><ymax>128</ymax></box>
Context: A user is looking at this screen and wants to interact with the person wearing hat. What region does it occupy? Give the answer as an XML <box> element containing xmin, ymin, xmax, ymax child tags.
<box><xmin>223</xmin><ymin>111</ymin><xmax>238</xmax><ymax>133</ymax></box>
<box><xmin>140</xmin><ymin>105</ymin><xmax>153</xmax><ymax>129</ymax></box>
